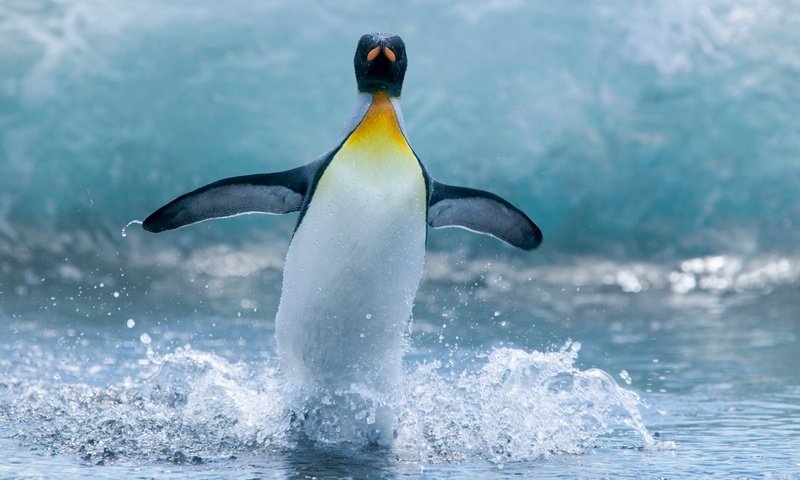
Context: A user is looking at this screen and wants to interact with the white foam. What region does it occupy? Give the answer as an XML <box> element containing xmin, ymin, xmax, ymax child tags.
<box><xmin>3</xmin><ymin>342</ymin><xmax>667</xmax><ymax>464</ymax></box>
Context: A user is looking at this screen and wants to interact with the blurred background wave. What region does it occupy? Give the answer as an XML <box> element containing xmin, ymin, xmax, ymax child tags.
<box><xmin>1</xmin><ymin>0</ymin><xmax>798</xmax><ymax>309</ymax></box>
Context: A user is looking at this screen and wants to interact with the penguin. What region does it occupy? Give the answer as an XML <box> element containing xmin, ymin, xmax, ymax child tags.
<box><xmin>142</xmin><ymin>33</ymin><xmax>542</xmax><ymax>445</ymax></box>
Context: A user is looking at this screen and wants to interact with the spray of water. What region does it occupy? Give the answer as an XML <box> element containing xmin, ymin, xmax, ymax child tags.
<box><xmin>1</xmin><ymin>339</ymin><xmax>671</xmax><ymax>465</ymax></box>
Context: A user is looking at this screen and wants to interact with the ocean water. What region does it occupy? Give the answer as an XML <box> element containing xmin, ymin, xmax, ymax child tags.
<box><xmin>1</xmin><ymin>0</ymin><xmax>799</xmax><ymax>478</ymax></box>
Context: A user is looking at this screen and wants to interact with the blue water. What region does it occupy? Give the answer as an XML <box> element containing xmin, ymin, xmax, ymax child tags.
<box><xmin>2</xmin><ymin>0</ymin><xmax>800</xmax><ymax>478</ymax></box>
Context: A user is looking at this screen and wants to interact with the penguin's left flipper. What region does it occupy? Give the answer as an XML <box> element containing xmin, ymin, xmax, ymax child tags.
<box><xmin>427</xmin><ymin>181</ymin><xmax>542</xmax><ymax>250</ymax></box>
<box><xmin>143</xmin><ymin>166</ymin><xmax>309</xmax><ymax>233</ymax></box>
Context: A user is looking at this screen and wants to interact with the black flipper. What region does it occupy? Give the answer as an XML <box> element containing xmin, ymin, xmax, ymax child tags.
<box><xmin>427</xmin><ymin>181</ymin><xmax>542</xmax><ymax>250</ymax></box>
<box><xmin>143</xmin><ymin>166</ymin><xmax>311</xmax><ymax>233</ymax></box>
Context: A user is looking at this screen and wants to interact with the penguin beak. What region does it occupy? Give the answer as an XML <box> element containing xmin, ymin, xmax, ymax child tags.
<box><xmin>366</xmin><ymin>46</ymin><xmax>397</xmax><ymax>63</ymax></box>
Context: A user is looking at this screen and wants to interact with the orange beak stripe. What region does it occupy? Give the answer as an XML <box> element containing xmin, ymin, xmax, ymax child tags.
<box><xmin>366</xmin><ymin>47</ymin><xmax>380</xmax><ymax>62</ymax></box>
<box><xmin>366</xmin><ymin>46</ymin><xmax>397</xmax><ymax>63</ymax></box>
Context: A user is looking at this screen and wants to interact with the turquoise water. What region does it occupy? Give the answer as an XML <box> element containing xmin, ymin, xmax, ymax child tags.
<box><xmin>2</xmin><ymin>0</ymin><xmax>800</xmax><ymax>478</ymax></box>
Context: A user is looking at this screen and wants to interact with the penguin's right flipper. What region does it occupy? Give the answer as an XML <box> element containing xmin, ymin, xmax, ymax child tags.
<box><xmin>143</xmin><ymin>166</ymin><xmax>310</xmax><ymax>233</ymax></box>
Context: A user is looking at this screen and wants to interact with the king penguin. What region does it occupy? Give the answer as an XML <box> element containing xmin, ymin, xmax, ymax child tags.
<box><xmin>142</xmin><ymin>33</ymin><xmax>542</xmax><ymax>445</ymax></box>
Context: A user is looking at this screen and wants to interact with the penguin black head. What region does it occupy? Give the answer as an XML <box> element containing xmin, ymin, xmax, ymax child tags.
<box><xmin>354</xmin><ymin>33</ymin><xmax>407</xmax><ymax>97</ymax></box>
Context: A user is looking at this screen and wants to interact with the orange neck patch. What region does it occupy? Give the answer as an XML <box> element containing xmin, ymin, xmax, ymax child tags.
<box><xmin>343</xmin><ymin>92</ymin><xmax>409</xmax><ymax>152</ymax></box>
<box><xmin>315</xmin><ymin>91</ymin><xmax>424</xmax><ymax>200</ymax></box>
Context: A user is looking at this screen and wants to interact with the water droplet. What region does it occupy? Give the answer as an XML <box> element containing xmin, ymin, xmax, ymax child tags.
<box><xmin>121</xmin><ymin>220</ymin><xmax>143</xmax><ymax>238</ymax></box>
<box><xmin>126</xmin><ymin>319</ymin><xmax>135</xmax><ymax>328</ymax></box>
<box><xmin>365</xmin><ymin>313</ymin><xmax>372</xmax><ymax>319</ymax></box>
<box><xmin>619</xmin><ymin>369</ymin><xmax>632</xmax><ymax>385</ymax></box>
<box><xmin>112</xmin><ymin>291</ymin><xmax>119</xmax><ymax>298</ymax></box>
<box><xmin>139</xmin><ymin>333</ymin><xmax>151</xmax><ymax>344</ymax></box>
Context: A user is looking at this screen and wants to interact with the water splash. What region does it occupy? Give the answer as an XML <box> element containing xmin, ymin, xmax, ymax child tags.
<box><xmin>2</xmin><ymin>346</ymin><xmax>293</xmax><ymax>464</ymax></box>
<box><xmin>1</xmin><ymin>341</ymin><xmax>668</xmax><ymax>465</ymax></box>
<box><xmin>395</xmin><ymin>342</ymin><xmax>669</xmax><ymax>463</ymax></box>
<box><xmin>120</xmin><ymin>220</ymin><xmax>143</xmax><ymax>238</ymax></box>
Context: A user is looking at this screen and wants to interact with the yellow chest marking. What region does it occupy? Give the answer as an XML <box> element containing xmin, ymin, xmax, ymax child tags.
<box><xmin>344</xmin><ymin>93</ymin><xmax>409</xmax><ymax>151</ymax></box>
<box><xmin>310</xmin><ymin>92</ymin><xmax>425</xmax><ymax>214</ymax></box>
<box><xmin>333</xmin><ymin>92</ymin><xmax>419</xmax><ymax>178</ymax></box>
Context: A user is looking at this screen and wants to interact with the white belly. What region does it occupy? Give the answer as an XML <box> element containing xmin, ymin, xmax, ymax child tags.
<box><xmin>275</xmin><ymin>154</ymin><xmax>427</xmax><ymax>395</ymax></box>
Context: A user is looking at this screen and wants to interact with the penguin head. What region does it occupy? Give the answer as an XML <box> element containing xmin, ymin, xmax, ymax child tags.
<box><xmin>354</xmin><ymin>33</ymin><xmax>407</xmax><ymax>97</ymax></box>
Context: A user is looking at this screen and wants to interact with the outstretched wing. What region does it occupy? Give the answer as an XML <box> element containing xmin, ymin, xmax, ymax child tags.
<box><xmin>142</xmin><ymin>165</ymin><xmax>312</xmax><ymax>233</ymax></box>
<box><xmin>427</xmin><ymin>181</ymin><xmax>542</xmax><ymax>250</ymax></box>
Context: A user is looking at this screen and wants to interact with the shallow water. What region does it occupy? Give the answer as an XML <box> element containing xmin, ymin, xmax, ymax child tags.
<box><xmin>2</xmin><ymin>0</ymin><xmax>800</xmax><ymax>478</ymax></box>
<box><xmin>2</xmin><ymin>253</ymin><xmax>799</xmax><ymax>477</ymax></box>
